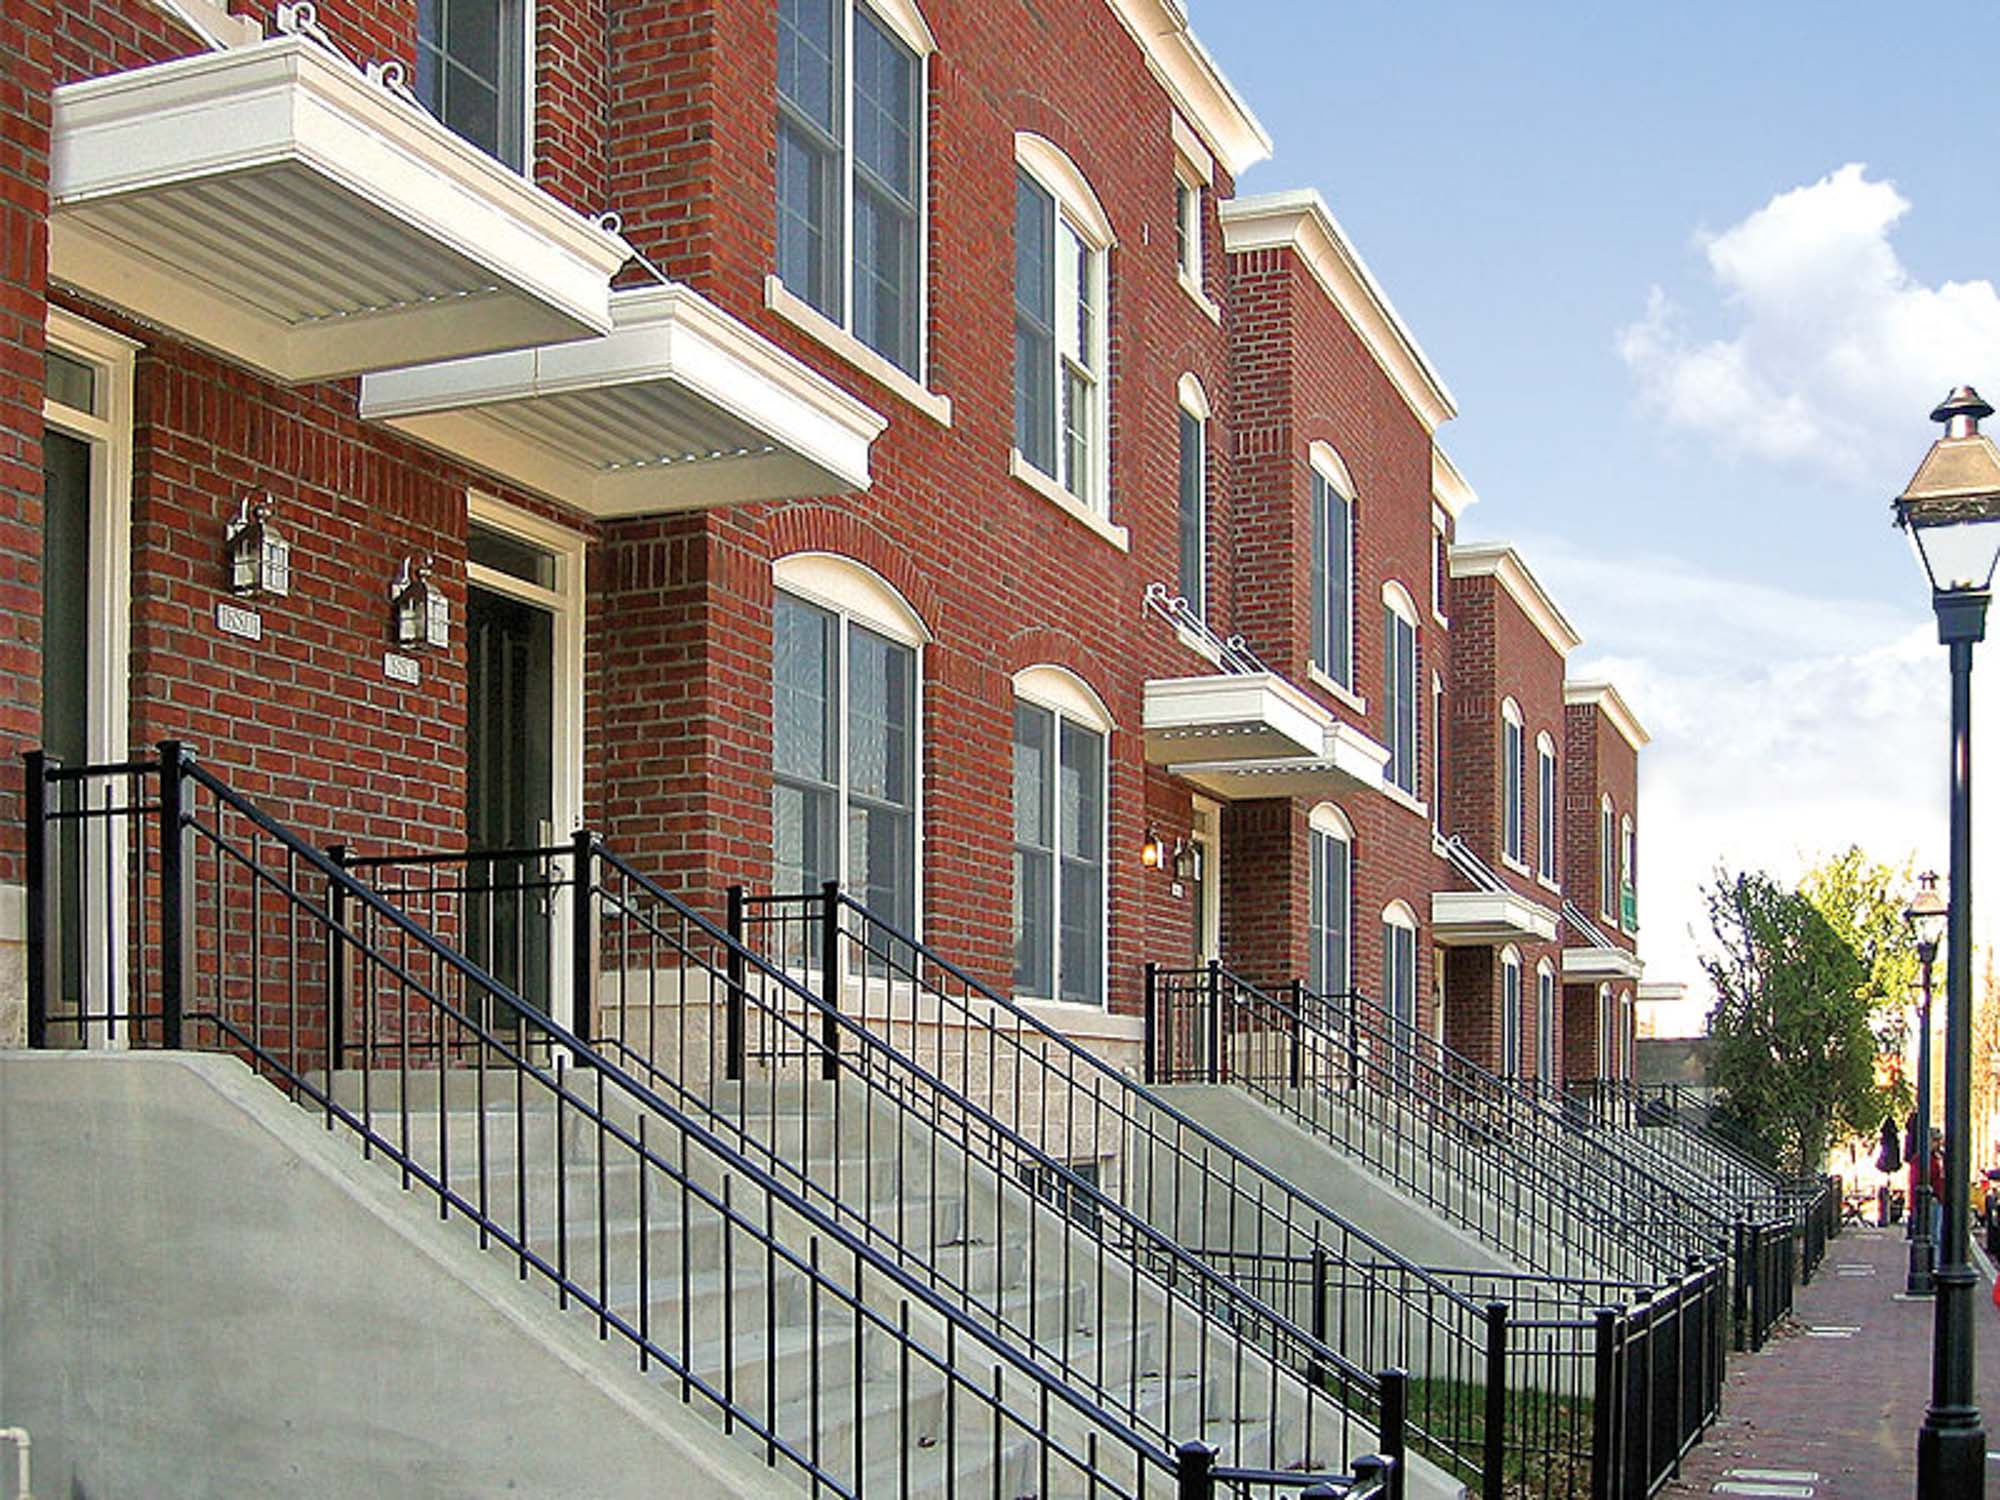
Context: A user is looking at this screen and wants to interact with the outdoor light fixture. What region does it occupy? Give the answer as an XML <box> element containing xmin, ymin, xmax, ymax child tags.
<box><xmin>225</xmin><ymin>496</ymin><xmax>290</xmax><ymax>597</ymax></box>
<box><xmin>1895</xmin><ymin>388</ymin><xmax>1997</xmax><ymax>1497</ymax></box>
<box><xmin>1904</xmin><ymin>869</ymin><xmax>1947</xmax><ymax>1295</ymax></box>
<box><xmin>390</xmin><ymin>556</ymin><xmax>449</xmax><ymax>650</ymax></box>
<box><xmin>1141</xmin><ymin>828</ymin><xmax>1166</xmax><ymax>870</ymax></box>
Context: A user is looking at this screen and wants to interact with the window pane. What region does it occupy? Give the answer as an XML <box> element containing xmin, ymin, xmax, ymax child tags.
<box><xmin>417</xmin><ymin>0</ymin><xmax>521</xmax><ymax>166</ymax></box>
<box><xmin>847</xmin><ymin>626</ymin><xmax>913</xmax><ymax>807</ymax></box>
<box><xmin>1061</xmin><ymin>364</ymin><xmax>1093</xmax><ymax>499</ymax></box>
<box><xmin>1059</xmin><ymin>720</ymin><xmax>1101</xmax><ymax>860</ymax></box>
<box><xmin>778</xmin><ymin>0</ymin><xmax>839</xmax><ymax>132</ymax></box>
<box><xmin>1330</xmin><ymin>490</ymin><xmax>1351</xmax><ymax>686</ymax></box>
<box><xmin>1058</xmin><ymin>719</ymin><xmax>1104</xmax><ymax>1006</ymax></box>
<box><xmin>1310</xmin><ymin>831</ymin><xmax>1349</xmax><ymax>997</ymax></box>
<box><xmin>1014</xmin><ymin>173</ymin><xmax>1056</xmax><ymax>472</ymax></box>
<box><xmin>45</xmin><ymin>350</ymin><xmax>97</xmax><ymax>414</ymax></box>
<box><xmin>854</xmin><ymin>183</ymin><xmax>918</xmax><ymax>372</ymax></box>
<box><xmin>849</xmin><ymin>801</ymin><xmax>913</xmax><ymax>930</ymax></box>
<box><xmin>773</xmin><ymin>781</ymin><xmax>837</xmax><ymax>895</ymax></box>
<box><xmin>778</xmin><ymin>120</ymin><xmax>843</xmax><ymax>319</ymax></box>
<box><xmin>851</xmin><ymin>12</ymin><xmax>919</xmax><ymax>372</ymax></box>
<box><xmin>1013</xmin><ymin>703</ymin><xmax>1052</xmax><ymax>848</ymax></box>
<box><xmin>1178</xmin><ymin>409</ymin><xmax>1204</xmax><ymax>613</ymax></box>
<box><xmin>773</xmin><ymin>594</ymin><xmax>837</xmax><ymax>782</ymax></box>
<box><xmin>469</xmin><ymin>523</ymin><xmax>557</xmax><ymax>589</ymax></box>
<box><xmin>853</xmin><ymin>13</ymin><xmax>916</xmax><ymax>201</ymax></box>
<box><xmin>1014</xmin><ymin>846</ymin><xmax>1053</xmax><ymax>994</ymax></box>
<box><xmin>1012</xmin><ymin>703</ymin><xmax>1056</xmax><ymax>995</ymax></box>
<box><xmin>1059</xmin><ymin>857</ymin><xmax>1101</xmax><ymax>1004</ymax></box>
<box><xmin>1309</xmin><ymin>475</ymin><xmax>1328</xmax><ymax>674</ymax></box>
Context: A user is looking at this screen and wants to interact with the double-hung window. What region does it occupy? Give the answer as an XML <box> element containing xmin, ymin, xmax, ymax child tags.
<box><xmin>1177</xmin><ymin>377</ymin><xmax>1209</xmax><ymax>617</ymax></box>
<box><xmin>1536</xmin><ymin>734</ymin><xmax>1558</xmax><ymax>882</ymax></box>
<box><xmin>1014</xmin><ymin>142</ymin><xmax>1110</xmax><ymax>510</ymax></box>
<box><xmin>773</xmin><ymin>583</ymin><xmax>919</xmax><ymax>932</ymax></box>
<box><xmin>777</xmin><ymin>0</ymin><xmax>926</xmax><ymax>375</ymax></box>
<box><xmin>417</xmin><ymin>0</ymin><xmax>527</xmax><ymax>168</ymax></box>
<box><xmin>1309</xmin><ymin>455</ymin><xmax>1354</xmax><ymax>688</ymax></box>
<box><xmin>1308</xmin><ymin>810</ymin><xmax>1352</xmax><ymax>999</ymax></box>
<box><xmin>1500</xmin><ymin>949</ymin><xmax>1522</xmax><ymax>1078</ymax></box>
<box><xmin>1600</xmin><ymin>797</ymin><xmax>1617</xmax><ymax>920</ymax></box>
<box><xmin>1536</xmin><ymin>963</ymin><xmax>1557</xmax><ymax>1083</ymax></box>
<box><xmin>1620</xmin><ymin>816</ymin><xmax>1637</xmax><ymax>930</ymax></box>
<box><xmin>1382</xmin><ymin>589</ymin><xmax>1418</xmax><ymax>795</ymax></box>
<box><xmin>1501</xmin><ymin>701</ymin><xmax>1524</xmax><ymax>864</ymax></box>
<box><xmin>1013</xmin><ymin>675</ymin><xmax>1107</xmax><ymax>1006</ymax></box>
<box><xmin>1381</xmin><ymin>904</ymin><xmax>1418</xmax><ymax>1084</ymax></box>
<box><xmin>1597</xmin><ymin>984</ymin><xmax>1614</xmax><ymax>1080</ymax></box>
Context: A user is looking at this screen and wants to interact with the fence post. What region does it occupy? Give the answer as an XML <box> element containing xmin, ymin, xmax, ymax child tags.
<box><xmin>1482</xmin><ymin>1300</ymin><xmax>1508</xmax><ymax>1500</ymax></box>
<box><xmin>724</xmin><ymin>884</ymin><xmax>747</xmax><ymax>1082</ymax></box>
<box><xmin>23</xmin><ymin>751</ymin><xmax>50</xmax><ymax>1050</ymax></box>
<box><xmin>1205</xmin><ymin>959</ymin><xmax>1223</xmax><ymax>1084</ymax></box>
<box><xmin>327</xmin><ymin>843</ymin><xmax>349</xmax><ymax>1074</ymax></box>
<box><xmin>1378</xmin><ymin>1367</ymin><xmax>1408</xmax><ymax>1500</ymax></box>
<box><xmin>1748</xmin><ymin>1222</ymin><xmax>1766</xmax><ymax>1349</ymax></box>
<box><xmin>1591</xmin><ymin>1308</ymin><xmax>1619</xmax><ymax>1500</ymax></box>
<box><xmin>818</xmin><ymin>880</ymin><xmax>840</xmax><ymax>1081</ymax></box>
<box><xmin>1290</xmin><ymin>978</ymin><xmax>1305</xmax><ymax>1088</ymax></box>
<box><xmin>157</xmin><ymin>740</ymin><xmax>188</xmax><ymax>1050</ymax></box>
<box><xmin>1143</xmin><ymin>961</ymin><xmax>1159</xmax><ymax>1084</ymax></box>
<box><xmin>569</xmin><ymin>828</ymin><xmax>594</xmax><ymax>1047</ymax></box>
<box><xmin>1730</xmin><ymin>1218</ymin><xmax>1747</xmax><ymax>1353</ymax></box>
<box><xmin>1173</xmin><ymin>1439</ymin><xmax>1217</xmax><ymax>1500</ymax></box>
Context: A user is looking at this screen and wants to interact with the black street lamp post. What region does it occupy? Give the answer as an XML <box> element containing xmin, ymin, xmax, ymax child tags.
<box><xmin>1904</xmin><ymin>871</ymin><xmax>1947</xmax><ymax>1296</ymax></box>
<box><xmin>1894</xmin><ymin>385</ymin><xmax>2000</xmax><ymax>1499</ymax></box>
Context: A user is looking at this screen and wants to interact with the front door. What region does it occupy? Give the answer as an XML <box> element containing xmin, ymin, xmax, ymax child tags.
<box><xmin>466</xmin><ymin>580</ymin><xmax>555</xmax><ymax>1016</ymax></box>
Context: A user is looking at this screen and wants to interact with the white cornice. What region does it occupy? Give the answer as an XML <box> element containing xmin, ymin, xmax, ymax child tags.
<box><xmin>1565</xmin><ymin>679</ymin><xmax>1651</xmax><ymax>750</ymax></box>
<box><xmin>1449</xmin><ymin>542</ymin><xmax>1583</xmax><ymax>657</ymax></box>
<box><xmin>1431</xmin><ymin>446</ymin><xmax>1477</xmax><ymax>519</ymax></box>
<box><xmin>1219</xmin><ymin>189</ymin><xmax>1456</xmax><ymax>434</ymax></box>
<box><xmin>1104</xmin><ymin>0</ymin><xmax>1272</xmax><ymax>177</ymax></box>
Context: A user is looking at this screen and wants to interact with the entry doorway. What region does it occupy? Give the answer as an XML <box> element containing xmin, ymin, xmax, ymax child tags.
<box><xmin>1189</xmin><ymin>801</ymin><xmax>1220</xmax><ymax>969</ymax></box>
<box><xmin>462</xmin><ymin>499</ymin><xmax>583</xmax><ymax>1029</ymax></box>
<box><xmin>39</xmin><ymin>312</ymin><xmax>134</xmax><ymax>1045</ymax></box>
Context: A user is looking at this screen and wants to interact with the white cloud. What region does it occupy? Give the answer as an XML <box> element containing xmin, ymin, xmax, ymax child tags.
<box><xmin>1618</xmin><ymin>164</ymin><xmax>2000</xmax><ymax>484</ymax></box>
<box><xmin>1519</xmin><ymin>534</ymin><xmax>2000</xmax><ymax>1036</ymax></box>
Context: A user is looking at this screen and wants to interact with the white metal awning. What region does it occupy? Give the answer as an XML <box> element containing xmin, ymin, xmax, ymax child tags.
<box><xmin>1143</xmin><ymin>673</ymin><xmax>1331</xmax><ymax>766</ymax></box>
<box><xmin>1562</xmin><ymin>945</ymin><xmax>1644</xmax><ymax>982</ymax></box>
<box><xmin>1162</xmin><ymin>720</ymin><xmax>1390</xmax><ymax>802</ymax></box>
<box><xmin>1431</xmin><ymin>890</ymin><xmax>1561</xmax><ymax>947</ymax></box>
<box><xmin>358</xmin><ymin>284</ymin><xmax>888</xmax><ymax>513</ymax></box>
<box><xmin>49</xmin><ymin>36</ymin><xmax>630</xmax><ymax>383</ymax></box>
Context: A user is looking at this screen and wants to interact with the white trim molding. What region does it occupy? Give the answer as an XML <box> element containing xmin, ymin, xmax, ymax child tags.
<box><xmin>1431</xmin><ymin>445</ymin><xmax>1477</xmax><ymax>519</ymax></box>
<box><xmin>1448</xmin><ymin>542</ymin><xmax>1583</xmax><ymax>657</ymax></box>
<box><xmin>1564</xmin><ymin>679</ymin><xmax>1651</xmax><ymax>750</ymax></box>
<box><xmin>1564</xmin><ymin>945</ymin><xmax>1645</xmax><ymax>982</ymax></box>
<box><xmin>1015</xmin><ymin>664</ymin><xmax>1115</xmax><ymax>734</ymax></box>
<box><xmin>1220</xmin><ymin>190</ymin><xmax>1456</xmax><ymax>433</ymax></box>
<box><xmin>1102</xmin><ymin>0</ymin><xmax>1272</xmax><ymax>176</ymax></box>
<box><xmin>766</xmin><ymin>276</ymin><xmax>952</xmax><ymax>426</ymax></box>
<box><xmin>1015</xmin><ymin>133</ymin><xmax>1115</xmax><ymax>247</ymax></box>
<box><xmin>774</xmin><ymin>552</ymin><xmax>930</xmax><ymax>646</ymax></box>
<box><xmin>1432</xmin><ymin>888</ymin><xmax>1560</xmax><ymax>946</ymax></box>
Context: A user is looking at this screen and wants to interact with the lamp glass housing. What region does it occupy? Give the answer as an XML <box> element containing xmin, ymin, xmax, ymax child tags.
<box><xmin>1903</xmin><ymin>513</ymin><xmax>2000</xmax><ymax>596</ymax></box>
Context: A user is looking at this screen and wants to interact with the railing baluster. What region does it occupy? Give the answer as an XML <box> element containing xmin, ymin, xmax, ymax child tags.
<box><xmin>23</xmin><ymin>751</ymin><xmax>50</xmax><ymax>1050</ymax></box>
<box><xmin>156</xmin><ymin>741</ymin><xmax>188</xmax><ymax>1050</ymax></box>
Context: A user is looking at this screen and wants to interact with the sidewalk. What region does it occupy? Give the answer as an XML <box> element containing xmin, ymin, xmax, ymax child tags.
<box><xmin>1661</xmin><ymin>1223</ymin><xmax>2000</xmax><ymax>1498</ymax></box>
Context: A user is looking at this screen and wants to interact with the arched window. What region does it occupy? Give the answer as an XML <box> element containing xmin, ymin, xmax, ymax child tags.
<box><xmin>1308</xmin><ymin>804</ymin><xmax>1354</xmax><ymax>999</ymax></box>
<box><xmin>1500</xmin><ymin>945</ymin><xmax>1522</xmax><ymax>1078</ymax></box>
<box><xmin>772</xmin><ymin>554</ymin><xmax>927</xmax><ymax>931</ymax></box>
<box><xmin>1600</xmin><ymin>795</ymin><xmax>1616</xmax><ymax>920</ymax></box>
<box><xmin>1501</xmin><ymin>698</ymin><xmax>1524</xmax><ymax>865</ymax></box>
<box><xmin>1012</xmin><ymin>665</ymin><xmax>1113</xmax><ymax>1006</ymax></box>
<box><xmin>1620</xmin><ymin>814</ymin><xmax>1637</xmax><ymax>931</ymax></box>
<box><xmin>1309</xmin><ymin>442</ymin><xmax>1356</xmax><ymax>691</ymax></box>
<box><xmin>1535</xmin><ymin>731</ymin><xmax>1558</xmax><ymax>883</ymax></box>
<box><xmin>1177</xmin><ymin>374</ymin><xmax>1210</xmax><ymax>619</ymax></box>
<box><xmin>1382</xmin><ymin>901</ymin><xmax>1418</xmax><ymax>1034</ymax></box>
<box><xmin>776</xmin><ymin>0</ymin><xmax>934</xmax><ymax>376</ymax></box>
<box><xmin>1597</xmin><ymin>982</ymin><xmax>1614</xmax><ymax>1081</ymax></box>
<box><xmin>1536</xmin><ymin>960</ymin><xmax>1557</xmax><ymax>1084</ymax></box>
<box><xmin>1383</xmin><ymin>582</ymin><xmax>1420</xmax><ymax>796</ymax></box>
<box><xmin>1014</xmin><ymin>134</ymin><xmax>1113</xmax><ymax>512</ymax></box>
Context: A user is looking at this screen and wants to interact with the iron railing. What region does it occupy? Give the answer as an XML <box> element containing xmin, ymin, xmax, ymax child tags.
<box><xmin>1540</xmin><ymin>1077</ymin><xmax>1780</xmax><ymax>1229</ymax></box>
<box><xmin>25</xmin><ymin>746</ymin><xmax>1405</xmax><ymax>1500</ymax></box>
<box><xmin>1144</xmin><ymin>964</ymin><xmax>1733</xmax><ymax>1282</ymax></box>
<box><xmin>1568</xmin><ymin>1079</ymin><xmax>1783</xmax><ymax>1217</ymax></box>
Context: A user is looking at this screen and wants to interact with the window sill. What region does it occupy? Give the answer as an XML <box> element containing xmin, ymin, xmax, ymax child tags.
<box><xmin>1306</xmin><ymin>664</ymin><xmax>1367</xmax><ymax>716</ymax></box>
<box><xmin>764</xmin><ymin>275</ymin><xmax>953</xmax><ymax>427</ymax></box>
<box><xmin>1433</xmin><ymin>609</ymin><xmax>1450</xmax><ymax>630</ymax></box>
<box><xmin>1538</xmin><ymin>874</ymin><xmax>1562</xmax><ymax>895</ymax></box>
<box><xmin>1177</xmin><ymin>268</ymin><xmax>1221</xmax><ymax>324</ymax></box>
<box><xmin>1378</xmin><ymin>781</ymin><xmax>1428</xmax><ymax>820</ymax></box>
<box><xmin>1502</xmin><ymin>854</ymin><xmax>1531</xmax><ymax>877</ymax></box>
<box><xmin>1009</xmin><ymin>450</ymin><xmax>1129</xmax><ymax>551</ymax></box>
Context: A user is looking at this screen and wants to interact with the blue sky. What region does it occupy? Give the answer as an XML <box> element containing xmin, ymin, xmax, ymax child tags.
<box><xmin>1196</xmin><ymin>2</ymin><xmax>2000</xmax><ymax>1023</ymax></box>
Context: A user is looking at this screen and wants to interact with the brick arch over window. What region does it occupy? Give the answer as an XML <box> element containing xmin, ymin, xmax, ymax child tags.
<box><xmin>765</xmin><ymin>504</ymin><xmax>944</xmax><ymax>630</ymax></box>
<box><xmin>1000</xmin><ymin>627</ymin><xmax>1127</xmax><ymax>715</ymax></box>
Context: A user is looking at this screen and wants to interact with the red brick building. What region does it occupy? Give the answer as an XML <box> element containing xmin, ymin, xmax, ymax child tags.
<box><xmin>5</xmin><ymin>0</ymin><xmax>1647</xmax><ymax>1081</ymax></box>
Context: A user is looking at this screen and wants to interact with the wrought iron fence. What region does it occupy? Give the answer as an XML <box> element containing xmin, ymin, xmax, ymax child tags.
<box><xmin>25</xmin><ymin>745</ymin><xmax>1410</xmax><ymax>1499</ymax></box>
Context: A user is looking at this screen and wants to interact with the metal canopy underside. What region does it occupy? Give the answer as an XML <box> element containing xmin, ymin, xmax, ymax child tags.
<box><xmin>358</xmin><ymin>284</ymin><xmax>888</xmax><ymax>515</ymax></box>
<box><xmin>51</xmin><ymin>36</ymin><xmax>629</xmax><ymax>383</ymax></box>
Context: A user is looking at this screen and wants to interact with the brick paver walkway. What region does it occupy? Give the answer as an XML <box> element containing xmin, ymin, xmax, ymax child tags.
<box><xmin>1661</xmin><ymin>1223</ymin><xmax>2000</xmax><ymax>1498</ymax></box>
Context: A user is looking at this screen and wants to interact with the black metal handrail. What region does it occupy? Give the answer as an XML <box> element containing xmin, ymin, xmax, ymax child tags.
<box><xmin>1564</xmin><ymin>1079</ymin><xmax>1782</xmax><ymax>1219</ymax></box>
<box><xmin>1146</xmin><ymin>964</ymin><xmax>1733</xmax><ymax>1280</ymax></box>
<box><xmin>25</xmin><ymin>746</ymin><xmax>1404</xmax><ymax>1500</ymax></box>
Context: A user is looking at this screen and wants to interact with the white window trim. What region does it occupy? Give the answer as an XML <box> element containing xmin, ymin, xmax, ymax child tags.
<box><xmin>1430</xmin><ymin>502</ymin><xmax>1450</xmax><ymax>627</ymax></box>
<box><xmin>1309</xmin><ymin>443</ymin><xmax>1358</xmax><ymax>693</ymax></box>
<box><xmin>1535</xmin><ymin>960</ymin><xmax>1557</xmax><ymax>1083</ymax></box>
<box><xmin>1013</xmin><ymin>133</ymin><xmax>1114</xmax><ymax>520</ymax></box>
<box><xmin>776</xmin><ymin>0</ymin><xmax>936</xmax><ymax>386</ymax></box>
<box><xmin>1500</xmin><ymin>945</ymin><xmax>1523</xmax><ymax>1077</ymax></box>
<box><xmin>1309</xmin><ymin>802</ymin><xmax>1354</xmax><ymax>999</ymax></box>
<box><xmin>37</xmin><ymin>308</ymin><xmax>138</xmax><ymax>1041</ymax></box>
<box><xmin>1177</xmin><ymin>373</ymin><xmax>1210</xmax><ymax>621</ymax></box>
<box><xmin>1383</xmin><ymin>898</ymin><xmax>1419</xmax><ymax>1025</ymax></box>
<box><xmin>1012</xmin><ymin>664</ymin><xmax>1112</xmax><ymax>1009</ymax></box>
<box><xmin>1431</xmin><ymin>669</ymin><xmax>1445</xmax><ymax>829</ymax></box>
<box><xmin>1600</xmin><ymin>794</ymin><xmax>1617</xmax><ymax>921</ymax></box>
<box><xmin>773</xmin><ymin>553</ymin><xmax>928</xmax><ymax>939</ymax></box>
<box><xmin>1535</xmin><ymin>731</ymin><xmax>1559</xmax><ymax>889</ymax></box>
<box><xmin>1620</xmin><ymin>813</ymin><xmax>1637</xmax><ymax>932</ymax></box>
<box><xmin>1382</xmin><ymin>581</ymin><xmax>1420</xmax><ymax>800</ymax></box>
<box><xmin>1500</xmin><ymin>696</ymin><xmax>1526</xmax><ymax>873</ymax></box>
<box><xmin>1170</xmin><ymin>132</ymin><xmax>1219</xmax><ymax>322</ymax></box>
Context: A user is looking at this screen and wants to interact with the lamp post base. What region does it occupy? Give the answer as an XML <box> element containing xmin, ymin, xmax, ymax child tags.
<box><xmin>1906</xmin><ymin>1235</ymin><xmax>1937</xmax><ymax>1296</ymax></box>
<box><xmin>1915</xmin><ymin>1417</ymin><xmax>1985</xmax><ymax>1497</ymax></box>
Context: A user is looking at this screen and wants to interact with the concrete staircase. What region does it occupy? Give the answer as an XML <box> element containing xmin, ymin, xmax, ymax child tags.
<box><xmin>334</xmin><ymin>1069</ymin><xmax>1459</xmax><ymax>1500</ymax></box>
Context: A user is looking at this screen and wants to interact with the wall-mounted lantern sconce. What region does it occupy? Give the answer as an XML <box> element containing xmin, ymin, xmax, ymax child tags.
<box><xmin>1172</xmin><ymin>838</ymin><xmax>1196</xmax><ymax>884</ymax></box>
<box><xmin>226</xmin><ymin>496</ymin><xmax>290</xmax><ymax>597</ymax></box>
<box><xmin>1141</xmin><ymin>828</ymin><xmax>1166</xmax><ymax>870</ymax></box>
<box><xmin>1141</xmin><ymin>828</ymin><xmax>1194</xmax><ymax>880</ymax></box>
<box><xmin>391</xmin><ymin>555</ymin><xmax>449</xmax><ymax>650</ymax></box>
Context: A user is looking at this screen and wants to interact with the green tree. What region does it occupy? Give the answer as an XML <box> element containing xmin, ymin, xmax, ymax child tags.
<box><xmin>1702</xmin><ymin>869</ymin><xmax>1880</xmax><ymax>1174</ymax></box>
<box><xmin>1798</xmin><ymin>846</ymin><xmax>1918</xmax><ymax>1116</ymax></box>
